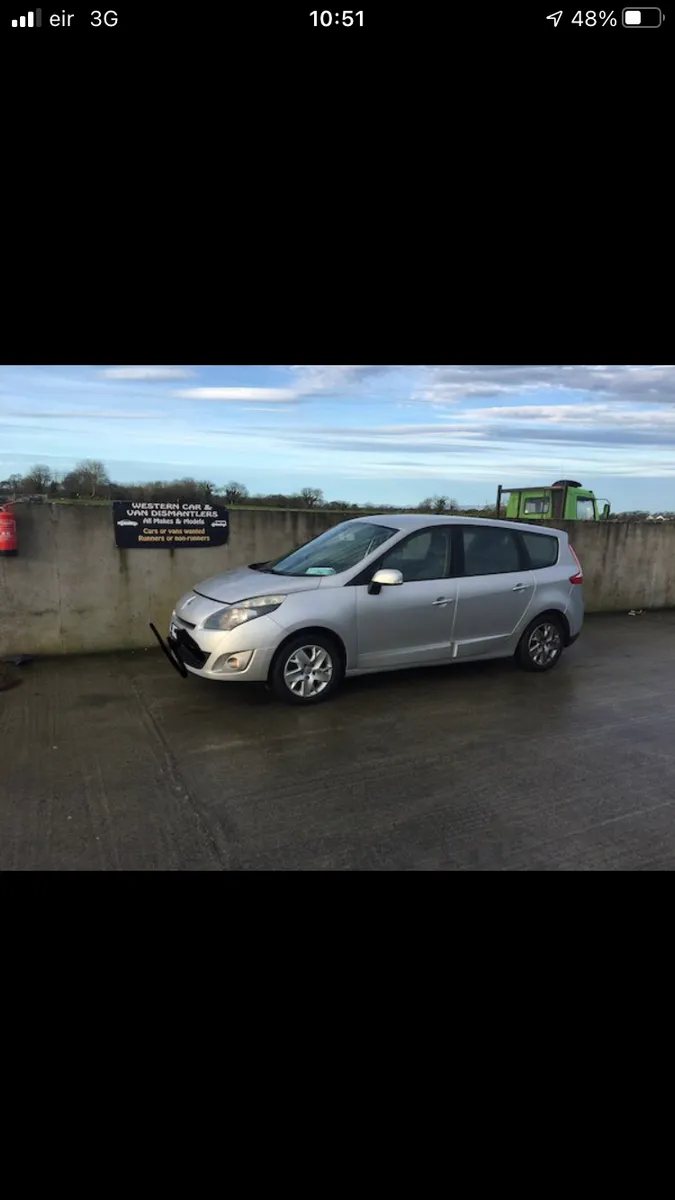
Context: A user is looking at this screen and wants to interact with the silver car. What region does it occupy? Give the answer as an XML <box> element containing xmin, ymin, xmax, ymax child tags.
<box><xmin>161</xmin><ymin>515</ymin><xmax>584</xmax><ymax>705</ymax></box>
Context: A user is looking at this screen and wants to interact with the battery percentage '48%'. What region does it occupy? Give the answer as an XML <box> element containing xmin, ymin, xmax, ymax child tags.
<box><xmin>572</xmin><ymin>9</ymin><xmax>617</xmax><ymax>21</ymax></box>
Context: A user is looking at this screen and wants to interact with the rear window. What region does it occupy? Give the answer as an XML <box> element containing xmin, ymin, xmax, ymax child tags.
<box><xmin>522</xmin><ymin>496</ymin><xmax>550</xmax><ymax>515</ymax></box>
<box><xmin>522</xmin><ymin>531</ymin><xmax>559</xmax><ymax>569</ymax></box>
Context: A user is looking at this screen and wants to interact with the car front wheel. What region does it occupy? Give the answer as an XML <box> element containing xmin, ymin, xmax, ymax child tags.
<box><xmin>269</xmin><ymin>633</ymin><xmax>344</xmax><ymax>705</ymax></box>
<box><xmin>516</xmin><ymin>615</ymin><xmax>565</xmax><ymax>672</ymax></box>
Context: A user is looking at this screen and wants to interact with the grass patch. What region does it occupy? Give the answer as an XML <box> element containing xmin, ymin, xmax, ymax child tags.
<box><xmin>50</xmin><ymin>500</ymin><xmax>385</xmax><ymax>514</ymax></box>
<box><xmin>52</xmin><ymin>498</ymin><xmax>110</xmax><ymax>506</ymax></box>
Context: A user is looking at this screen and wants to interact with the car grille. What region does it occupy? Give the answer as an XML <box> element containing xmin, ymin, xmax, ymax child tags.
<box><xmin>174</xmin><ymin>614</ymin><xmax>196</xmax><ymax>630</ymax></box>
<box><xmin>171</xmin><ymin>627</ymin><xmax>208</xmax><ymax>670</ymax></box>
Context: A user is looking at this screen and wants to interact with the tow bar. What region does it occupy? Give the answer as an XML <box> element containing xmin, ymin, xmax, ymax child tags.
<box><xmin>149</xmin><ymin>622</ymin><xmax>188</xmax><ymax>678</ymax></box>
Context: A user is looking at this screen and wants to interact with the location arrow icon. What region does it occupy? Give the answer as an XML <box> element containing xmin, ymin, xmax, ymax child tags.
<box><xmin>547</xmin><ymin>10</ymin><xmax>563</xmax><ymax>25</ymax></box>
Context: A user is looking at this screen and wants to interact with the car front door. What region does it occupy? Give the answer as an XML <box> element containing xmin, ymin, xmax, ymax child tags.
<box><xmin>354</xmin><ymin>526</ymin><xmax>457</xmax><ymax>670</ymax></box>
<box><xmin>451</xmin><ymin>525</ymin><xmax>537</xmax><ymax>660</ymax></box>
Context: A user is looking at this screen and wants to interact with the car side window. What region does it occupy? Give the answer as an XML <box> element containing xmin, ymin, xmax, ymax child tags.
<box><xmin>380</xmin><ymin>527</ymin><xmax>452</xmax><ymax>582</ymax></box>
<box><xmin>462</xmin><ymin>527</ymin><xmax>521</xmax><ymax>576</ymax></box>
<box><xmin>576</xmin><ymin>497</ymin><xmax>595</xmax><ymax>520</ymax></box>
<box><xmin>521</xmin><ymin>531</ymin><xmax>559</xmax><ymax>569</ymax></box>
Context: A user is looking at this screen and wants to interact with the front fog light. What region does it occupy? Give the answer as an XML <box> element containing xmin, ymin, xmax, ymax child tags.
<box><xmin>212</xmin><ymin>650</ymin><xmax>254</xmax><ymax>673</ymax></box>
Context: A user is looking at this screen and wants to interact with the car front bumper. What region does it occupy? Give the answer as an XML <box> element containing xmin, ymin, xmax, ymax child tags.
<box><xmin>167</xmin><ymin>612</ymin><xmax>279</xmax><ymax>683</ymax></box>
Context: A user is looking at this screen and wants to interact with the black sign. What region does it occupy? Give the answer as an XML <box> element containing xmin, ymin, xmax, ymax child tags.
<box><xmin>112</xmin><ymin>501</ymin><xmax>230</xmax><ymax>549</ymax></box>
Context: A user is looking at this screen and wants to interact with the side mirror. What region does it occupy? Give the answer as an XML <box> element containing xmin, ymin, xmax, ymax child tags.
<box><xmin>602</xmin><ymin>503</ymin><xmax>610</xmax><ymax>519</ymax></box>
<box><xmin>368</xmin><ymin>568</ymin><xmax>403</xmax><ymax>595</ymax></box>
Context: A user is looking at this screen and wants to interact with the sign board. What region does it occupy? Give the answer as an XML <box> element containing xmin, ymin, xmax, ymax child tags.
<box><xmin>112</xmin><ymin>501</ymin><xmax>230</xmax><ymax>549</ymax></box>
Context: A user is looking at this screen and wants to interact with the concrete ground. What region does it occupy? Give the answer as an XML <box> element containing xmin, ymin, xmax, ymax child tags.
<box><xmin>2</xmin><ymin>613</ymin><xmax>675</xmax><ymax>870</ymax></box>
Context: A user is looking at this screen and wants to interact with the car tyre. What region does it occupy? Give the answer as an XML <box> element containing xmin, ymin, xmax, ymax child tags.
<box><xmin>516</xmin><ymin>614</ymin><xmax>565</xmax><ymax>673</ymax></box>
<box><xmin>270</xmin><ymin>633</ymin><xmax>344</xmax><ymax>705</ymax></box>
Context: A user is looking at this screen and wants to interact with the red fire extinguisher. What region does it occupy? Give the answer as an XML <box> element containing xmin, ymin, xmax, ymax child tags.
<box><xmin>0</xmin><ymin>504</ymin><xmax>18</xmax><ymax>557</ymax></box>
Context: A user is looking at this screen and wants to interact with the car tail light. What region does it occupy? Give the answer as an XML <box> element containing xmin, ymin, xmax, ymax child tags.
<box><xmin>569</xmin><ymin>544</ymin><xmax>583</xmax><ymax>585</ymax></box>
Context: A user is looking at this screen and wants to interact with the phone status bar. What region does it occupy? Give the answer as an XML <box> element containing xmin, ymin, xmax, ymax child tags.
<box><xmin>4</xmin><ymin>5</ymin><xmax>671</xmax><ymax>43</ymax></box>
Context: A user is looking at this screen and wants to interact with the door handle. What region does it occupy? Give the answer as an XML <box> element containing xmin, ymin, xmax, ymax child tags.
<box><xmin>432</xmin><ymin>597</ymin><xmax>454</xmax><ymax>606</ymax></box>
<box><xmin>512</xmin><ymin>582</ymin><xmax>532</xmax><ymax>592</ymax></box>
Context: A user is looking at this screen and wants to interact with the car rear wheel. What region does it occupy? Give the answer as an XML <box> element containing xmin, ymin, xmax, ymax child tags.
<box><xmin>270</xmin><ymin>633</ymin><xmax>344</xmax><ymax>705</ymax></box>
<box><xmin>516</xmin><ymin>615</ymin><xmax>565</xmax><ymax>672</ymax></box>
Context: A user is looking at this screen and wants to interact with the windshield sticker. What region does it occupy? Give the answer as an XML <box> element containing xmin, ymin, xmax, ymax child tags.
<box><xmin>305</xmin><ymin>567</ymin><xmax>336</xmax><ymax>576</ymax></box>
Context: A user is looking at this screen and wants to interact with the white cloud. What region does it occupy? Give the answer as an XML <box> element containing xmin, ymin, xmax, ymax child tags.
<box><xmin>174</xmin><ymin>388</ymin><xmax>298</xmax><ymax>402</ymax></box>
<box><xmin>287</xmin><ymin>366</ymin><xmax>392</xmax><ymax>395</ymax></box>
<box><xmin>8</xmin><ymin>408</ymin><xmax>163</xmax><ymax>421</ymax></box>
<box><xmin>411</xmin><ymin>365</ymin><xmax>675</xmax><ymax>407</ymax></box>
<box><xmin>99</xmin><ymin>366</ymin><xmax>195</xmax><ymax>380</ymax></box>
<box><xmin>455</xmin><ymin>403</ymin><xmax>675</xmax><ymax>429</ymax></box>
<box><xmin>232</xmin><ymin>405</ymin><xmax>297</xmax><ymax>413</ymax></box>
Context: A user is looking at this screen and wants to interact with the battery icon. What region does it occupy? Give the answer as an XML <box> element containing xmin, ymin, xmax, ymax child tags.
<box><xmin>622</xmin><ymin>7</ymin><xmax>663</xmax><ymax>25</ymax></box>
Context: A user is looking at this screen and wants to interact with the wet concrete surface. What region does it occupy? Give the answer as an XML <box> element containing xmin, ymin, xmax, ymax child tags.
<box><xmin>2</xmin><ymin>612</ymin><xmax>675</xmax><ymax>870</ymax></box>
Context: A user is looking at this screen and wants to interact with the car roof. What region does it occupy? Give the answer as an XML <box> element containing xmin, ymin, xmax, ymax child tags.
<box><xmin>350</xmin><ymin>513</ymin><xmax>565</xmax><ymax>537</ymax></box>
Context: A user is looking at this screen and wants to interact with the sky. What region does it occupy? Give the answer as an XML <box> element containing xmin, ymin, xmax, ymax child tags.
<box><xmin>2</xmin><ymin>364</ymin><xmax>675</xmax><ymax>510</ymax></box>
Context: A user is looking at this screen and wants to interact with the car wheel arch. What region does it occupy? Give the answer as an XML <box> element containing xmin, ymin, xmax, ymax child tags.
<box><xmin>524</xmin><ymin>608</ymin><xmax>571</xmax><ymax>645</ymax></box>
<box><xmin>268</xmin><ymin>626</ymin><xmax>348</xmax><ymax>678</ymax></box>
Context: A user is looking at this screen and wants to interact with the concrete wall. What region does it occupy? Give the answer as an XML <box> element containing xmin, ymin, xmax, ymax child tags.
<box><xmin>0</xmin><ymin>505</ymin><xmax>341</xmax><ymax>657</ymax></box>
<box><xmin>2</xmin><ymin>504</ymin><xmax>675</xmax><ymax>656</ymax></box>
<box><xmin>551</xmin><ymin>518</ymin><xmax>675</xmax><ymax>613</ymax></box>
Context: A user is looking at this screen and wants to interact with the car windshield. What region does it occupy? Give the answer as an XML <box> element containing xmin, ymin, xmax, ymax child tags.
<box><xmin>263</xmin><ymin>521</ymin><xmax>397</xmax><ymax>576</ymax></box>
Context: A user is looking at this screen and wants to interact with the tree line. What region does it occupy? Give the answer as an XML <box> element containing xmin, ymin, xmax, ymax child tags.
<box><xmin>0</xmin><ymin>461</ymin><xmax>481</xmax><ymax>514</ymax></box>
<box><xmin>1</xmin><ymin>461</ymin><xmax>672</xmax><ymax>520</ymax></box>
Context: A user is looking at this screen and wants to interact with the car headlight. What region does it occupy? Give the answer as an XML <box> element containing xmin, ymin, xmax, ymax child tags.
<box><xmin>202</xmin><ymin>595</ymin><xmax>287</xmax><ymax>631</ymax></box>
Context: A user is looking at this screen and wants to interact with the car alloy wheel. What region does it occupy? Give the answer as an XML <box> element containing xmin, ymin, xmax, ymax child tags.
<box><xmin>283</xmin><ymin>644</ymin><xmax>334</xmax><ymax>699</ymax></box>
<box><xmin>527</xmin><ymin>622</ymin><xmax>562</xmax><ymax>667</ymax></box>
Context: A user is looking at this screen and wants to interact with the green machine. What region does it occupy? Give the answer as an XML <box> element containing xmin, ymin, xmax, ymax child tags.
<box><xmin>496</xmin><ymin>480</ymin><xmax>611</xmax><ymax>522</ymax></box>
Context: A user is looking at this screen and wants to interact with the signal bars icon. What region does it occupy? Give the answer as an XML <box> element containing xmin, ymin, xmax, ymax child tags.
<box><xmin>11</xmin><ymin>8</ymin><xmax>42</xmax><ymax>25</ymax></box>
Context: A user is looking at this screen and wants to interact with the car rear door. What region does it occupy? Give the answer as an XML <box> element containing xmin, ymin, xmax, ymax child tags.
<box><xmin>450</xmin><ymin>525</ymin><xmax>536</xmax><ymax>659</ymax></box>
<box><xmin>354</xmin><ymin>525</ymin><xmax>457</xmax><ymax>670</ymax></box>
<box><xmin>520</xmin><ymin>528</ymin><xmax>579</xmax><ymax>625</ymax></box>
